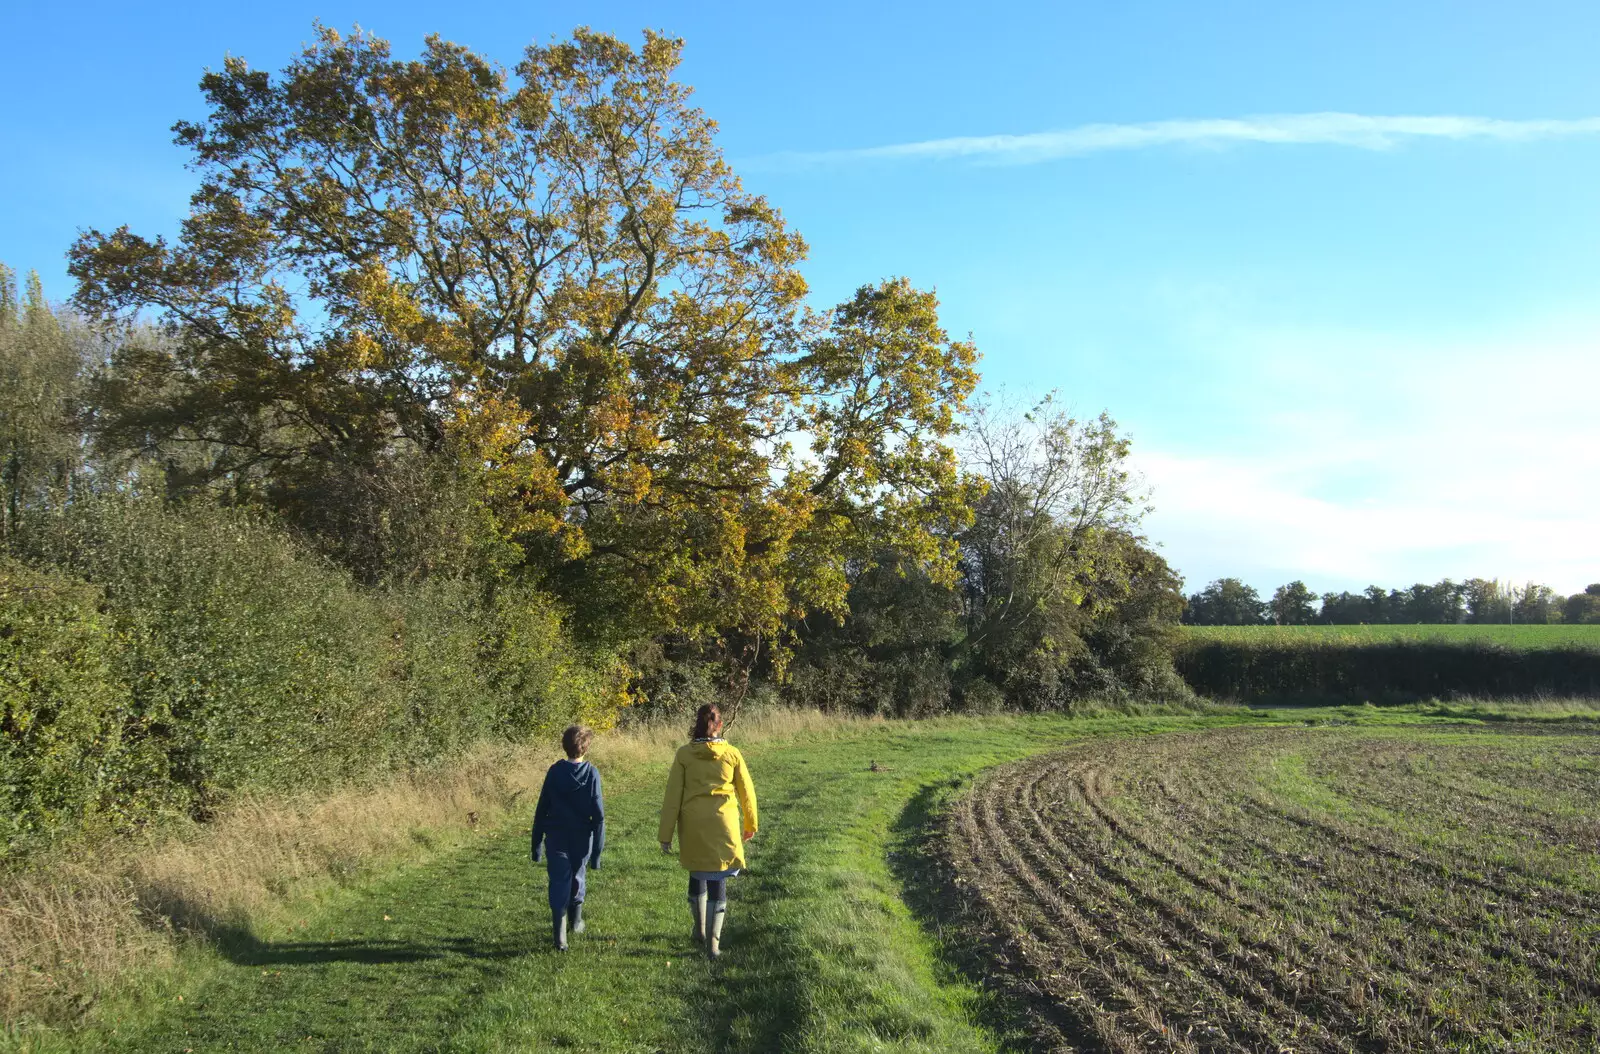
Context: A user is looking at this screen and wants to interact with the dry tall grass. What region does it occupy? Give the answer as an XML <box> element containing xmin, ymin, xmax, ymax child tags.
<box><xmin>0</xmin><ymin>707</ymin><xmax>867</xmax><ymax>1028</ymax></box>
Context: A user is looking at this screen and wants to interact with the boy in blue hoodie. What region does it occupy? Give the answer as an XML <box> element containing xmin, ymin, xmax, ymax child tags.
<box><xmin>530</xmin><ymin>725</ymin><xmax>605</xmax><ymax>951</ymax></box>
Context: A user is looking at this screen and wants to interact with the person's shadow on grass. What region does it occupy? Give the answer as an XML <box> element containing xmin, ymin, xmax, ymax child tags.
<box><xmin>140</xmin><ymin>878</ymin><xmax>545</xmax><ymax>967</ymax></box>
<box><xmin>210</xmin><ymin>926</ymin><xmax>543</xmax><ymax>966</ymax></box>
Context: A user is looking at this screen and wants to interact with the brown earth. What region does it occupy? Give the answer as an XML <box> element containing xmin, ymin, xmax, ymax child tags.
<box><xmin>936</xmin><ymin>724</ymin><xmax>1600</xmax><ymax>1053</ymax></box>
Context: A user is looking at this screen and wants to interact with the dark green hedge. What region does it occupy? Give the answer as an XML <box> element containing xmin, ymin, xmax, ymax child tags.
<box><xmin>21</xmin><ymin>499</ymin><xmax>397</xmax><ymax>803</ymax></box>
<box><xmin>1175</xmin><ymin>637</ymin><xmax>1600</xmax><ymax>703</ymax></box>
<box><xmin>0</xmin><ymin>559</ymin><xmax>156</xmax><ymax>852</ymax></box>
<box><xmin>2</xmin><ymin>497</ymin><xmax>619</xmax><ymax>859</ymax></box>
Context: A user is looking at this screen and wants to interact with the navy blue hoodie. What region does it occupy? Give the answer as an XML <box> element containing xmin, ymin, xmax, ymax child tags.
<box><xmin>530</xmin><ymin>759</ymin><xmax>605</xmax><ymax>868</ymax></box>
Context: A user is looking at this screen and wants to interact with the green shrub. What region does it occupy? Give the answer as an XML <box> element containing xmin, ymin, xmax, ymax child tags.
<box><xmin>785</xmin><ymin>647</ymin><xmax>955</xmax><ymax>717</ymax></box>
<box><xmin>782</xmin><ymin>555</ymin><xmax>957</xmax><ymax>717</ymax></box>
<box><xmin>383</xmin><ymin>577</ymin><xmax>496</xmax><ymax>763</ymax></box>
<box><xmin>17</xmin><ymin>498</ymin><xmax>397</xmax><ymax>806</ymax></box>
<box><xmin>954</xmin><ymin>676</ymin><xmax>1007</xmax><ymax>714</ymax></box>
<box><xmin>620</xmin><ymin>638</ymin><xmax>729</xmax><ymax>725</ymax></box>
<box><xmin>3</xmin><ymin>495</ymin><xmax>625</xmax><ymax>852</ymax></box>
<box><xmin>484</xmin><ymin>583</ymin><xmax>623</xmax><ymax>735</ymax></box>
<box><xmin>0</xmin><ymin>558</ymin><xmax>151</xmax><ymax>855</ymax></box>
<box><xmin>382</xmin><ymin>579</ymin><xmax>626</xmax><ymax>756</ymax></box>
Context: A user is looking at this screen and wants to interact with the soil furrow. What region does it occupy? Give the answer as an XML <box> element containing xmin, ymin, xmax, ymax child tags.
<box><xmin>937</xmin><ymin>724</ymin><xmax>1600</xmax><ymax>1053</ymax></box>
<box><xmin>1014</xmin><ymin>765</ymin><xmax>1373</xmax><ymax>1052</ymax></box>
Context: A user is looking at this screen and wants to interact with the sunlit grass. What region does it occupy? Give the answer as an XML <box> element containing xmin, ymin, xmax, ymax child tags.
<box><xmin>7</xmin><ymin>701</ymin><xmax>1591</xmax><ymax>1052</ymax></box>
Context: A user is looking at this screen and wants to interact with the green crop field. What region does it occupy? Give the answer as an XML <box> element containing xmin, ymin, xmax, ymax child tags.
<box><xmin>1183</xmin><ymin>623</ymin><xmax>1600</xmax><ymax>649</ymax></box>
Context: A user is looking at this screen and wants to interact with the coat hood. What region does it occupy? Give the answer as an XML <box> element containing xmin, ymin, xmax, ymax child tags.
<box><xmin>548</xmin><ymin>758</ymin><xmax>598</xmax><ymax>792</ymax></box>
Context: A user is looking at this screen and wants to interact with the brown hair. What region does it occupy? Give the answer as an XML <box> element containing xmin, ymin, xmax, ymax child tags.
<box><xmin>561</xmin><ymin>724</ymin><xmax>593</xmax><ymax>759</ymax></box>
<box><xmin>690</xmin><ymin>704</ymin><xmax>722</xmax><ymax>741</ymax></box>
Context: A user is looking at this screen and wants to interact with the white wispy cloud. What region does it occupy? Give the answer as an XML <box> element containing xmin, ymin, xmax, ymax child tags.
<box><xmin>780</xmin><ymin>113</ymin><xmax>1600</xmax><ymax>165</ymax></box>
<box><xmin>1130</xmin><ymin>318</ymin><xmax>1600</xmax><ymax>596</ymax></box>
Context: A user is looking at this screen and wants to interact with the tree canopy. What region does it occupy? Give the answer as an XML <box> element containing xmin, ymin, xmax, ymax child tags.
<box><xmin>69</xmin><ymin>27</ymin><xmax>980</xmax><ymax>653</ymax></box>
<box><xmin>0</xmin><ymin>267</ymin><xmax>94</xmax><ymax>542</ymax></box>
<box><xmin>1269</xmin><ymin>580</ymin><xmax>1316</xmax><ymax>626</ymax></box>
<box><xmin>1183</xmin><ymin>578</ymin><xmax>1267</xmax><ymax>626</ymax></box>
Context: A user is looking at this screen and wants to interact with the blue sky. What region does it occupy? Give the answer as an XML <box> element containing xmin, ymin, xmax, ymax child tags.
<box><xmin>3</xmin><ymin>1</ymin><xmax>1596</xmax><ymax>596</ymax></box>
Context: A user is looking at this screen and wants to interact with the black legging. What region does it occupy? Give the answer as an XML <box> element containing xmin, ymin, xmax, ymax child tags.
<box><xmin>688</xmin><ymin>876</ymin><xmax>726</xmax><ymax>906</ymax></box>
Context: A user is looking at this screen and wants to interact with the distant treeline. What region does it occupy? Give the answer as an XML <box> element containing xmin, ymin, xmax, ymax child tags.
<box><xmin>1183</xmin><ymin>577</ymin><xmax>1600</xmax><ymax>627</ymax></box>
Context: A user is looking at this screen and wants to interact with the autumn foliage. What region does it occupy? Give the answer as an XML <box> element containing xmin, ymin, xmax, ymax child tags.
<box><xmin>3</xmin><ymin>26</ymin><xmax>1180</xmax><ymax>857</ymax></box>
<box><xmin>69</xmin><ymin>26</ymin><xmax>980</xmax><ymax>655</ymax></box>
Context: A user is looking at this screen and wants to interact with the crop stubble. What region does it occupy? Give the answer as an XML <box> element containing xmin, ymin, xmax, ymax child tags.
<box><xmin>941</xmin><ymin>725</ymin><xmax>1600</xmax><ymax>1052</ymax></box>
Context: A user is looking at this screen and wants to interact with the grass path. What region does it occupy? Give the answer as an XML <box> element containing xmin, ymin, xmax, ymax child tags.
<box><xmin>49</xmin><ymin>709</ymin><xmax>1515</xmax><ymax>1052</ymax></box>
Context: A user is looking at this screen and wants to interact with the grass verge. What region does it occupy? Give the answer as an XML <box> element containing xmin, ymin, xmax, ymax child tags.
<box><xmin>2</xmin><ymin>742</ymin><xmax>556</xmax><ymax>1036</ymax></box>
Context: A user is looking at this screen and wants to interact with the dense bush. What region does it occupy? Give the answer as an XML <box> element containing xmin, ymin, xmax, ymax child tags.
<box><xmin>785</xmin><ymin>557</ymin><xmax>957</xmax><ymax>717</ymax></box>
<box><xmin>1175</xmin><ymin>636</ymin><xmax>1600</xmax><ymax>703</ymax></box>
<box><xmin>783</xmin><ymin>538</ymin><xmax>1194</xmax><ymax>716</ymax></box>
<box><xmin>381</xmin><ymin>579</ymin><xmax>626</xmax><ymax>763</ymax></box>
<box><xmin>381</xmin><ymin>577</ymin><xmax>500</xmax><ymax>765</ymax></box>
<box><xmin>480</xmin><ymin>583</ymin><xmax>628</xmax><ymax>738</ymax></box>
<box><xmin>18</xmin><ymin>498</ymin><xmax>396</xmax><ymax>806</ymax></box>
<box><xmin>2</xmin><ymin>497</ymin><xmax>620</xmax><ymax>853</ymax></box>
<box><xmin>0</xmin><ymin>559</ymin><xmax>152</xmax><ymax>855</ymax></box>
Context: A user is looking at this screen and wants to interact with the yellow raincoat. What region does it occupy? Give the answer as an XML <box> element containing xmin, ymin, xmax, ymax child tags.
<box><xmin>657</xmin><ymin>739</ymin><xmax>759</xmax><ymax>872</ymax></box>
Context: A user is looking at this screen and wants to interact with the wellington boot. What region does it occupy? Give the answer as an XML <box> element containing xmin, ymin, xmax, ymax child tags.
<box><xmin>552</xmin><ymin>911</ymin><xmax>568</xmax><ymax>952</ymax></box>
<box><xmin>567</xmin><ymin>901</ymin><xmax>586</xmax><ymax>936</ymax></box>
<box><xmin>688</xmin><ymin>893</ymin><xmax>707</xmax><ymax>943</ymax></box>
<box><xmin>707</xmin><ymin>904</ymin><xmax>726</xmax><ymax>960</ymax></box>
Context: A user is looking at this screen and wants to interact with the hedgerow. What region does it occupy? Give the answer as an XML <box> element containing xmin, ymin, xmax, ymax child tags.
<box><xmin>1175</xmin><ymin>634</ymin><xmax>1600</xmax><ymax>703</ymax></box>
<box><xmin>0</xmin><ymin>559</ymin><xmax>150</xmax><ymax>856</ymax></box>
<box><xmin>2</xmin><ymin>496</ymin><xmax>622</xmax><ymax>858</ymax></box>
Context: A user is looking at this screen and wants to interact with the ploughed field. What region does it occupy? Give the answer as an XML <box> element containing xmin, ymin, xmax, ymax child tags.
<box><xmin>943</xmin><ymin>725</ymin><xmax>1600</xmax><ymax>1052</ymax></box>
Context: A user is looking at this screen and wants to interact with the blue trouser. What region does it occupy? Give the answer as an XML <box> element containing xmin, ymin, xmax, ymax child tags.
<box><xmin>688</xmin><ymin>876</ymin><xmax>726</xmax><ymax>907</ymax></box>
<box><xmin>546</xmin><ymin>851</ymin><xmax>587</xmax><ymax>915</ymax></box>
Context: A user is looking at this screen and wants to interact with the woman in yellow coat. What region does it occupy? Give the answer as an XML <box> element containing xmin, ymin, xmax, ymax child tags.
<box><xmin>658</xmin><ymin>703</ymin><xmax>758</xmax><ymax>960</ymax></box>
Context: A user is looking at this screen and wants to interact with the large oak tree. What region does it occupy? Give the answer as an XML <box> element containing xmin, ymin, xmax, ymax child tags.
<box><xmin>71</xmin><ymin>27</ymin><xmax>981</xmax><ymax>652</ymax></box>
